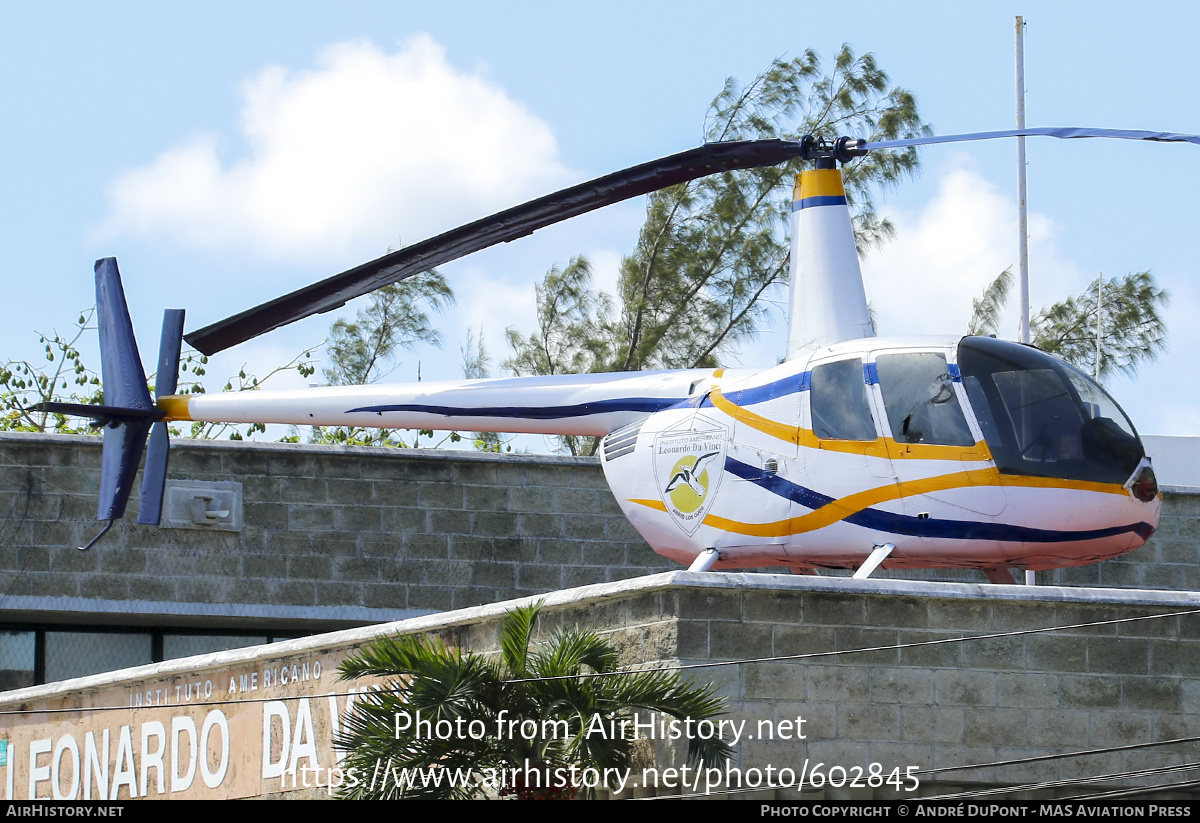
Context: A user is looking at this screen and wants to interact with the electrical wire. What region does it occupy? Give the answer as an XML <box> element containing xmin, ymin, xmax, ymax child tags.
<box><xmin>4</xmin><ymin>605</ymin><xmax>1199</xmax><ymax>716</ymax></box>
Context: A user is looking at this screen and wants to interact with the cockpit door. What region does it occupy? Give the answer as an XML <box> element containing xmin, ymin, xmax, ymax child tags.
<box><xmin>871</xmin><ymin>350</ymin><xmax>1007</xmax><ymax>517</ymax></box>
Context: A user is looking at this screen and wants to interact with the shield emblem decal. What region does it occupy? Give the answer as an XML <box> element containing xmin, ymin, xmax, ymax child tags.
<box><xmin>653</xmin><ymin>415</ymin><xmax>728</xmax><ymax>535</ymax></box>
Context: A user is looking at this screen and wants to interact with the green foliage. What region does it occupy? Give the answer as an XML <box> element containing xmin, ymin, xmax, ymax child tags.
<box><xmin>335</xmin><ymin>601</ymin><xmax>731</xmax><ymax>800</ymax></box>
<box><xmin>461</xmin><ymin>327</ymin><xmax>508</xmax><ymax>453</ymax></box>
<box><xmin>629</xmin><ymin>48</ymin><xmax>924</xmax><ymax>371</ymax></box>
<box><xmin>505</xmin><ymin>49</ymin><xmax>928</xmax><ymax>455</ymax></box>
<box><xmin>966</xmin><ymin>269</ymin><xmax>1169</xmax><ymax>382</ymax></box>
<box><xmin>323</xmin><ymin>271</ymin><xmax>453</xmax><ymax>386</ymax></box>
<box><xmin>0</xmin><ymin>309</ymin><xmax>102</xmax><ymax>433</ymax></box>
<box><xmin>313</xmin><ymin>269</ymin><xmax>454</xmax><ymax>447</ymax></box>
<box><xmin>1032</xmin><ymin>271</ymin><xmax>1169</xmax><ymax>380</ymax></box>
<box><xmin>0</xmin><ymin>307</ymin><xmax>319</xmax><ymax>439</ymax></box>
<box><xmin>967</xmin><ymin>267</ymin><xmax>1014</xmax><ymax>337</ymax></box>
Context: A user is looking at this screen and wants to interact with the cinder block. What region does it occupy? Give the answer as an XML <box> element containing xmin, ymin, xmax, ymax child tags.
<box><xmin>710</xmin><ymin>621</ymin><xmax>772</xmax><ymax>661</ymax></box>
<box><xmin>1121</xmin><ymin>677</ymin><xmax>1183</xmax><ymax>712</ymax></box>
<box><xmin>554</xmin><ymin>488</ymin><xmax>599</xmax><ymax>514</ymax></box>
<box><xmin>896</xmin><ymin>631</ymin><xmax>959</xmax><ymax>669</ymax></box>
<box><xmin>1086</xmin><ymin>637</ymin><xmax>1150</xmax><ymax>675</ymax></box>
<box><xmin>864</xmin><ymin>596</ymin><xmax>928</xmax><ymax>629</ymax></box>
<box><xmin>287</xmin><ymin>505</ymin><xmax>335</xmax><ymax>531</ymax></box>
<box><xmin>177</xmin><ymin>578</ymin><xmax>230</xmax><ymax>602</ymax></box>
<box><xmin>1026</xmin><ymin>635</ymin><xmax>1088</xmax><ymax>673</ymax></box>
<box><xmin>677</xmin><ymin>591</ymin><xmax>743</xmax><ymax>622</ymax></box>
<box><xmin>333</xmin><ymin>506</ymin><xmax>382</xmax><ymax>533</ymax></box>
<box><xmin>509</xmin><ymin>486</ymin><xmax>555</xmax><ymax>513</ymax></box>
<box><xmin>871</xmin><ymin>669</ymin><xmax>933</xmax><ymax>705</ymax></box>
<box><xmin>934</xmin><ymin>670</ymin><xmax>996</xmax><ymax>707</ymax></box>
<box><xmin>900</xmin><ymin>706</ymin><xmax>964</xmax><ymax>744</ymax></box>
<box><xmin>287</xmin><ymin>555</ymin><xmax>334</xmax><ymax>581</ymax></box>
<box><xmin>417</xmin><ymin>483</ymin><xmax>463</xmax><ymax>510</ymax></box>
<box><xmin>836</xmin><ymin>702</ymin><xmax>901</xmax><ymax>741</ymax></box>
<box><xmin>962</xmin><ymin>708</ymin><xmax>1026</xmax><ymax>747</ymax></box>
<box><xmin>463</xmin><ymin>485</ymin><xmax>509</xmax><ymax>512</ymax></box>
<box><xmin>808</xmin><ymin>666</ymin><xmax>871</xmax><ymax>703</ymax></box>
<box><xmin>563</xmin><ymin>515</ymin><xmax>608</xmax><ymax>541</ymax></box>
<box><xmin>1060</xmin><ymin>675</ymin><xmax>1121</xmax><ymax>709</ymax></box>
<box><xmin>470</xmin><ymin>562</ymin><xmax>516</xmax><ymax>589</ymax></box>
<box><xmin>1025</xmin><ymin>709</ymin><xmax>1090</xmax><ymax>747</ymax></box>
<box><xmin>962</xmin><ymin>635</ymin><xmax>1026</xmax><ymax>671</ymax></box>
<box><xmin>321</xmin><ymin>479</ymin><xmax>367</xmax><ymax>506</ymax></box>
<box><xmin>407</xmin><ymin>585</ymin><xmax>454</xmax><ymax>612</ymax></box>
<box><xmin>29</xmin><ymin>573</ymin><xmax>81</xmax><ymax>598</ymax></box>
<box><xmin>995</xmin><ymin>672</ymin><xmax>1059</xmax><ymax>709</ymax></box>
<box><xmin>129</xmin><ymin>575</ymin><xmax>176</xmax><ymax>602</ymax></box>
<box><xmin>268</xmin><ymin>580</ymin><xmax>318</xmax><ymax>606</ymax></box>
<box><xmin>471</xmin><ymin>512</ymin><xmax>519</xmax><ymax>538</ymax></box>
<box><xmin>98</xmin><ymin>547</ymin><xmax>146</xmax><ymax>574</ymax></box>
<box><xmin>335</xmin><ymin>557</ymin><xmax>382</xmax><ymax>583</ymax></box>
<box><xmin>361</xmin><ymin>584</ymin><xmax>406</xmax><ymax>610</ymax></box>
<box><xmin>381</xmin><ymin>507</ymin><xmax>425</xmax><ymax>533</ymax></box>
<box><xmin>744</xmin><ymin>662</ymin><xmax>807</xmax><ymax>701</ymax></box>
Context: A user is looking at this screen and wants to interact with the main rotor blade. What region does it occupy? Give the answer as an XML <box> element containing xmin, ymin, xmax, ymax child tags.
<box><xmin>185</xmin><ymin>139</ymin><xmax>808</xmax><ymax>355</ymax></box>
<box><xmin>864</xmin><ymin>126</ymin><xmax>1200</xmax><ymax>151</ymax></box>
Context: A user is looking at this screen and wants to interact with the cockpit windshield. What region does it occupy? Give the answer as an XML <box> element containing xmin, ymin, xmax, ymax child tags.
<box><xmin>957</xmin><ymin>337</ymin><xmax>1144</xmax><ymax>484</ymax></box>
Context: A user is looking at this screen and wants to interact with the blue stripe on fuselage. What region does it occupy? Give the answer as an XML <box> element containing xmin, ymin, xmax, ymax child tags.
<box><xmin>346</xmin><ymin>396</ymin><xmax>682</xmax><ymax>420</ymax></box>
<box><xmin>724</xmin><ymin>457</ymin><xmax>1155</xmax><ymax>543</ymax></box>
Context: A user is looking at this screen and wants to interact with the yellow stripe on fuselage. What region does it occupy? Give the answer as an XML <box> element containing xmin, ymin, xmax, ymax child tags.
<box><xmin>707</xmin><ymin>388</ymin><xmax>992</xmax><ymax>462</ymax></box>
<box><xmin>157</xmin><ymin>395</ymin><xmax>193</xmax><ymax>422</ymax></box>
<box><xmin>629</xmin><ymin>470</ymin><xmax>1129</xmax><ymax>538</ymax></box>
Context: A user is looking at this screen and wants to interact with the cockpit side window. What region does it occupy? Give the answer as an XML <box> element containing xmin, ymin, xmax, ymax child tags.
<box><xmin>810</xmin><ymin>359</ymin><xmax>876</xmax><ymax>441</ymax></box>
<box><xmin>875</xmin><ymin>352</ymin><xmax>975</xmax><ymax>446</ymax></box>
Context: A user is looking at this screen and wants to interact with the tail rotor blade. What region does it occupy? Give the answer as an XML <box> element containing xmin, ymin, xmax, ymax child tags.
<box><xmin>154</xmin><ymin>309</ymin><xmax>185</xmax><ymax>398</ymax></box>
<box><xmin>138</xmin><ymin>422</ymin><xmax>170</xmax><ymax>525</ymax></box>
<box><xmin>94</xmin><ymin>258</ymin><xmax>155</xmax><ymax>526</ymax></box>
<box><xmin>139</xmin><ymin>308</ymin><xmax>185</xmax><ymax>526</ymax></box>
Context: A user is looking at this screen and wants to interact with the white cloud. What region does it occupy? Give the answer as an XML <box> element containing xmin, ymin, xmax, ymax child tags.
<box><xmin>98</xmin><ymin>36</ymin><xmax>573</xmax><ymax>262</ymax></box>
<box><xmin>862</xmin><ymin>158</ymin><xmax>1080</xmax><ymax>340</ymax></box>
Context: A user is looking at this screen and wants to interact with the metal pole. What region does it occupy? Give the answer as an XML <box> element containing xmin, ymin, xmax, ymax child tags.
<box><xmin>1016</xmin><ymin>16</ymin><xmax>1030</xmax><ymax>346</ymax></box>
<box><xmin>1096</xmin><ymin>275</ymin><xmax>1103</xmax><ymax>379</ymax></box>
<box><xmin>1016</xmin><ymin>16</ymin><xmax>1036</xmax><ymax>588</ymax></box>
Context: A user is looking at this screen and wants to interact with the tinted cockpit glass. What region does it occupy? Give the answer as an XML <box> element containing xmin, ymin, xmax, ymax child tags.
<box><xmin>810</xmin><ymin>358</ymin><xmax>876</xmax><ymax>441</ymax></box>
<box><xmin>957</xmin><ymin>337</ymin><xmax>1143</xmax><ymax>483</ymax></box>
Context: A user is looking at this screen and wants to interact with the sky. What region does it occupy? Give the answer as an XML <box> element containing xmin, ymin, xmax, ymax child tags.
<box><xmin>2</xmin><ymin>1</ymin><xmax>1198</xmax><ymax>450</ymax></box>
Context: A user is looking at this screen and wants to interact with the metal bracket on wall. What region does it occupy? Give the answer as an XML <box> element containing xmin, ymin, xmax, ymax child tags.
<box><xmin>161</xmin><ymin>480</ymin><xmax>243</xmax><ymax>532</ymax></box>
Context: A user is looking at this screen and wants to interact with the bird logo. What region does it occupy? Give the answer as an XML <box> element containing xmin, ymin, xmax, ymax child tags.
<box><xmin>664</xmin><ymin>451</ymin><xmax>719</xmax><ymax>514</ymax></box>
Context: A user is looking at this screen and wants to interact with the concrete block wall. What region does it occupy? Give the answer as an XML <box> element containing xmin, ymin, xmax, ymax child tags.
<box><xmin>0</xmin><ymin>432</ymin><xmax>1196</xmax><ymax>629</ymax></box>
<box><xmin>667</xmin><ymin>576</ymin><xmax>1200</xmax><ymax>797</ymax></box>
<box><xmin>3</xmin><ymin>573</ymin><xmax>1198</xmax><ymax>799</ymax></box>
<box><xmin>0</xmin><ymin>433</ymin><xmax>672</xmax><ymax>628</ymax></box>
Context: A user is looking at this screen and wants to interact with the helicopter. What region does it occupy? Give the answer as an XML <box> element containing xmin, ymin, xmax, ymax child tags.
<box><xmin>48</xmin><ymin>127</ymin><xmax>1196</xmax><ymax>582</ymax></box>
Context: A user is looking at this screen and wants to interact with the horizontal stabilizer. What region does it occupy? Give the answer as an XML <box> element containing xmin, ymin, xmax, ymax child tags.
<box><xmin>34</xmin><ymin>401</ymin><xmax>164</xmax><ymax>424</ymax></box>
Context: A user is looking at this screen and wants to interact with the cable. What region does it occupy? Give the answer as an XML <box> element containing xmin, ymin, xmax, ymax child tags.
<box><xmin>5</xmin><ymin>606</ymin><xmax>1199</xmax><ymax>716</ymax></box>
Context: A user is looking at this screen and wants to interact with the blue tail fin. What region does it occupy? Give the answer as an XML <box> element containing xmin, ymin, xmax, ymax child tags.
<box><xmin>94</xmin><ymin>258</ymin><xmax>156</xmax><ymax>523</ymax></box>
<box><xmin>138</xmin><ymin>308</ymin><xmax>185</xmax><ymax>525</ymax></box>
<box><xmin>36</xmin><ymin>258</ymin><xmax>181</xmax><ymax>547</ymax></box>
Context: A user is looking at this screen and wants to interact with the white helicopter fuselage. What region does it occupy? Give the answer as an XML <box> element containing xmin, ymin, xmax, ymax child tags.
<box><xmin>155</xmin><ymin>162</ymin><xmax>1160</xmax><ymax>579</ymax></box>
<box><xmin>599</xmin><ymin>335</ymin><xmax>1159</xmax><ymax>574</ymax></box>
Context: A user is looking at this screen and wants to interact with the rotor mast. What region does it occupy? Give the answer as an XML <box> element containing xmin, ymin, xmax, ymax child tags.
<box><xmin>784</xmin><ymin>139</ymin><xmax>874</xmax><ymax>360</ymax></box>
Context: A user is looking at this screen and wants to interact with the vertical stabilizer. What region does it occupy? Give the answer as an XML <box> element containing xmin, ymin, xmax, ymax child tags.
<box><xmin>784</xmin><ymin>166</ymin><xmax>874</xmax><ymax>360</ymax></box>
